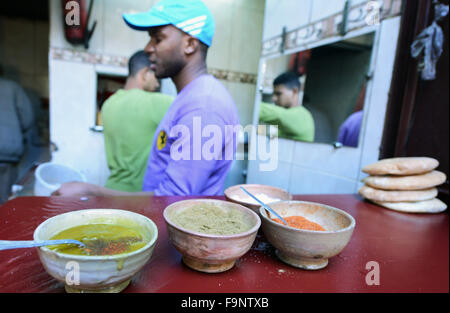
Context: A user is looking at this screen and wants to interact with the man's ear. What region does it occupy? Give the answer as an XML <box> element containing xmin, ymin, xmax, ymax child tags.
<box><xmin>184</xmin><ymin>36</ymin><xmax>199</xmax><ymax>55</ymax></box>
<box><xmin>138</xmin><ymin>67</ymin><xmax>149</xmax><ymax>81</ymax></box>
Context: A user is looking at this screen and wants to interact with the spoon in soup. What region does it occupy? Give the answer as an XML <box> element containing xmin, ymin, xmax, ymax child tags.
<box><xmin>0</xmin><ymin>239</ymin><xmax>86</xmax><ymax>251</ymax></box>
<box><xmin>240</xmin><ymin>187</ymin><xmax>288</xmax><ymax>226</ymax></box>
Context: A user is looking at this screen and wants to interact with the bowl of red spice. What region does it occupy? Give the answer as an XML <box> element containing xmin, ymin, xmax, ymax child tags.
<box><xmin>259</xmin><ymin>201</ymin><xmax>355</xmax><ymax>270</ymax></box>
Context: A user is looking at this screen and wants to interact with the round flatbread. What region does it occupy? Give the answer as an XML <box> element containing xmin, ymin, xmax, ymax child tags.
<box><xmin>373</xmin><ymin>198</ymin><xmax>447</xmax><ymax>213</ymax></box>
<box><xmin>363</xmin><ymin>170</ymin><xmax>446</xmax><ymax>190</ymax></box>
<box><xmin>359</xmin><ymin>185</ymin><xmax>438</xmax><ymax>202</ymax></box>
<box><xmin>362</xmin><ymin>157</ymin><xmax>439</xmax><ymax>176</ymax></box>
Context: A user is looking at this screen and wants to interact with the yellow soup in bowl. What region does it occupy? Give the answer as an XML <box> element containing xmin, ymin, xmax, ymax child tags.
<box><xmin>49</xmin><ymin>224</ymin><xmax>148</xmax><ymax>256</ymax></box>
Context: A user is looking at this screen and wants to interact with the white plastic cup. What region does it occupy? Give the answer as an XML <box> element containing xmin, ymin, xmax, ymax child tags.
<box><xmin>34</xmin><ymin>162</ymin><xmax>87</xmax><ymax>196</ymax></box>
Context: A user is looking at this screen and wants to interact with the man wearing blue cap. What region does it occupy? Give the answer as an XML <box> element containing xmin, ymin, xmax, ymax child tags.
<box><xmin>53</xmin><ymin>0</ymin><xmax>240</xmax><ymax>197</ymax></box>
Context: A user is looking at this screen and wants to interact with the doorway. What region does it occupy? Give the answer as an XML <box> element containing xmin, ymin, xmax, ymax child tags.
<box><xmin>0</xmin><ymin>0</ymin><xmax>51</xmax><ymax>199</ymax></box>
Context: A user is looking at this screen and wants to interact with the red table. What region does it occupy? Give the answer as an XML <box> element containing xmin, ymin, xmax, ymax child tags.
<box><xmin>0</xmin><ymin>194</ymin><xmax>448</xmax><ymax>293</ymax></box>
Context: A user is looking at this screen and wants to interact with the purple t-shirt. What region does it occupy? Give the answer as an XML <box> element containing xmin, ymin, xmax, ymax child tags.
<box><xmin>337</xmin><ymin>111</ymin><xmax>363</xmax><ymax>148</ymax></box>
<box><xmin>142</xmin><ymin>75</ymin><xmax>240</xmax><ymax>196</ymax></box>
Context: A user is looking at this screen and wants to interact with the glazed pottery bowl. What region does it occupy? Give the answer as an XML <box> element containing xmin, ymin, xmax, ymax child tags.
<box><xmin>259</xmin><ymin>201</ymin><xmax>355</xmax><ymax>270</ymax></box>
<box><xmin>224</xmin><ymin>184</ymin><xmax>292</xmax><ymax>214</ymax></box>
<box><xmin>163</xmin><ymin>199</ymin><xmax>260</xmax><ymax>273</ymax></box>
<box><xmin>34</xmin><ymin>209</ymin><xmax>158</xmax><ymax>293</ymax></box>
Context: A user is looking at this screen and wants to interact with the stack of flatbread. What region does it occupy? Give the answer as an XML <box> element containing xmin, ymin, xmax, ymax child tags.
<box><xmin>359</xmin><ymin>157</ymin><xmax>447</xmax><ymax>213</ymax></box>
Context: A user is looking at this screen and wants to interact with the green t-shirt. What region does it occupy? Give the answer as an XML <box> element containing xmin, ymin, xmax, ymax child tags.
<box><xmin>101</xmin><ymin>89</ymin><xmax>173</xmax><ymax>192</ymax></box>
<box><xmin>259</xmin><ymin>102</ymin><xmax>315</xmax><ymax>142</ymax></box>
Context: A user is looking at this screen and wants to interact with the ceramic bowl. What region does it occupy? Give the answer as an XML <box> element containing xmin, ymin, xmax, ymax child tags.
<box><xmin>34</xmin><ymin>209</ymin><xmax>158</xmax><ymax>293</ymax></box>
<box><xmin>259</xmin><ymin>201</ymin><xmax>355</xmax><ymax>270</ymax></box>
<box><xmin>224</xmin><ymin>184</ymin><xmax>292</xmax><ymax>214</ymax></box>
<box><xmin>163</xmin><ymin>199</ymin><xmax>260</xmax><ymax>273</ymax></box>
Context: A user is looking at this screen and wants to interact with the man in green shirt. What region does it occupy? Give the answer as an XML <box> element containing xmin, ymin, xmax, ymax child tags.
<box><xmin>101</xmin><ymin>50</ymin><xmax>173</xmax><ymax>192</ymax></box>
<box><xmin>259</xmin><ymin>72</ymin><xmax>315</xmax><ymax>142</ymax></box>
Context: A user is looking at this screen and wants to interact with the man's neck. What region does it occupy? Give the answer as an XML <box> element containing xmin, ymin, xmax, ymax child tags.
<box><xmin>290</xmin><ymin>96</ymin><xmax>301</xmax><ymax>108</ymax></box>
<box><xmin>124</xmin><ymin>78</ymin><xmax>141</xmax><ymax>90</ymax></box>
<box><xmin>172</xmin><ymin>59</ymin><xmax>208</xmax><ymax>93</ymax></box>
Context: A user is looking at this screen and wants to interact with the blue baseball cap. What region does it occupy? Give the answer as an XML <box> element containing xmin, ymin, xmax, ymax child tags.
<box><xmin>123</xmin><ymin>0</ymin><xmax>215</xmax><ymax>47</ymax></box>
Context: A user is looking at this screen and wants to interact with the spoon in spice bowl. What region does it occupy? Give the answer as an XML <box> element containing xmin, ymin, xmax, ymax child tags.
<box><xmin>239</xmin><ymin>187</ymin><xmax>288</xmax><ymax>226</ymax></box>
<box><xmin>0</xmin><ymin>239</ymin><xmax>86</xmax><ymax>251</ymax></box>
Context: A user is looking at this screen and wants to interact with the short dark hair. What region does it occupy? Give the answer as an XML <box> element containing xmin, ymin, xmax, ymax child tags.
<box><xmin>128</xmin><ymin>50</ymin><xmax>151</xmax><ymax>77</ymax></box>
<box><xmin>273</xmin><ymin>72</ymin><xmax>301</xmax><ymax>90</ymax></box>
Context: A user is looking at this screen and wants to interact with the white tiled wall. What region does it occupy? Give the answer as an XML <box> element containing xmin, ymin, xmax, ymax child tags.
<box><xmin>49</xmin><ymin>60</ymin><xmax>109</xmax><ymax>185</ymax></box>
<box><xmin>291</xmin><ymin>141</ymin><xmax>362</xmax><ymax>180</ymax></box>
<box><xmin>247</xmin><ymin>159</ymin><xmax>292</xmax><ymax>191</ymax></box>
<box><xmin>288</xmin><ymin>165</ymin><xmax>357</xmax><ymax>194</ymax></box>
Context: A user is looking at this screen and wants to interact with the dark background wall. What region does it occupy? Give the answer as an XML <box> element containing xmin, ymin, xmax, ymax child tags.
<box><xmin>303</xmin><ymin>36</ymin><xmax>373</xmax><ymax>145</ymax></box>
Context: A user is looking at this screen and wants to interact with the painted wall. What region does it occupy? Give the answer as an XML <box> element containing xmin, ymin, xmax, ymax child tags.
<box><xmin>262</xmin><ymin>0</ymin><xmax>369</xmax><ymax>41</ymax></box>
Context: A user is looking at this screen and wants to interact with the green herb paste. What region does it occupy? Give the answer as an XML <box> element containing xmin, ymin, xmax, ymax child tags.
<box><xmin>171</xmin><ymin>205</ymin><xmax>253</xmax><ymax>235</ymax></box>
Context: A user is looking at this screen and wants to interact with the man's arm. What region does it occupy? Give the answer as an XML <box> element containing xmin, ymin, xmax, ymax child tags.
<box><xmin>259</xmin><ymin>102</ymin><xmax>283</xmax><ymax>125</ymax></box>
<box><xmin>14</xmin><ymin>84</ymin><xmax>34</xmax><ymax>133</ymax></box>
<box><xmin>259</xmin><ymin>102</ymin><xmax>314</xmax><ymax>142</ymax></box>
<box><xmin>52</xmin><ymin>182</ymin><xmax>154</xmax><ymax>197</ymax></box>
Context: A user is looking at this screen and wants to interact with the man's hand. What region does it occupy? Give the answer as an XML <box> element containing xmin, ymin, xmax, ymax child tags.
<box><xmin>51</xmin><ymin>182</ymin><xmax>102</xmax><ymax>197</ymax></box>
<box><xmin>52</xmin><ymin>182</ymin><xmax>155</xmax><ymax>197</ymax></box>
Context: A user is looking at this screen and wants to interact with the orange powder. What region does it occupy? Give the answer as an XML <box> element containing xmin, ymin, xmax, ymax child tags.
<box><xmin>272</xmin><ymin>216</ymin><xmax>326</xmax><ymax>231</ymax></box>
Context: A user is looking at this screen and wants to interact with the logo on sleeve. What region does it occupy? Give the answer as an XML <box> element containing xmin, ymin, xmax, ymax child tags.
<box><xmin>157</xmin><ymin>130</ymin><xmax>168</xmax><ymax>150</ymax></box>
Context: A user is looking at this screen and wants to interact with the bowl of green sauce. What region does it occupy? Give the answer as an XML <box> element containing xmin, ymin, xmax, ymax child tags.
<box><xmin>33</xmin><ymin>209</ymin><xmax>158</xmax><ymax>293</ymax></box>
<box><xmin>163</xmin><ymin>199</ymin><xmax>261</xmax><ymax>273</ymax></box>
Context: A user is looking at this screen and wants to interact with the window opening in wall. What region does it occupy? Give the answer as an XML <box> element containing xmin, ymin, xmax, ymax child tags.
<box><xmin>95</xmin><ymin>74</ymin><xmax>127</xmax><ymax>129</ymax></box>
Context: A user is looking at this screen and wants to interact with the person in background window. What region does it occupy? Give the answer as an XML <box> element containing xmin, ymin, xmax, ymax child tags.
<box><xmin>337</xmin><ymin>111</ymin><xmax>363</xmax><ymax>148</ymax></box>
<box><xmin>101</xmin><ymin>50</ymin><xmax>173</xmax><ymax>192</ymax></box>
<box><xmin>0</xmin><ymin>72</ymin><xmax>34</xmax><ymax>204</ymax></box>
<box><xmin>259</xmin><ymin>72</ymin><xmax>315</xmax><ymax>142</ymax></box>
<box><xmin>337</xmin><ymin>83</ymin><xmax>366</xmax><ymax>148</ymax></box>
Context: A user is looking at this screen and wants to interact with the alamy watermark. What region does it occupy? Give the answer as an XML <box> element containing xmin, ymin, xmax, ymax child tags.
<box><xmin>365</xmin><ymin>261</ymin><xmax>380</xmax><ymax>286</ymax></box>
<box><xmin>65</xmin><ymin>1</ymin><xmax>81</xmax><ymax>26</ymax></box>
<box><xmin>162</xmin><ymin>116</ymin><xmax>279</xmax><ymax>172</ymax></box>
<box><xmin>365</xmin><ymin>1</ymin><xmax>382</xmax><ymax>26</ymax></box>
<box><xmin>65</xmin><ymin>261</ymin><xmax>80</xmax><ymax>286</ymax></box>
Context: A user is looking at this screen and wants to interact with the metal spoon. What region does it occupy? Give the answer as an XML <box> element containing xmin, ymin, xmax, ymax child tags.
<box><xmin>0</xmin><ymin>239</ymin><xmax>86</xmax><ymax>251</ymax></box>
<box><xmin>239</xmin><ymin>186</ymin><xmax>288</xmax><ymax>226</ymax></box>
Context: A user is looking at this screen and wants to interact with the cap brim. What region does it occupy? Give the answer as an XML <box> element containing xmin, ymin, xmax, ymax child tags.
<box><xmin>123</xmin><ymin>12</ymin><xmax>170</xmax><ymax>31</ymax></box>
